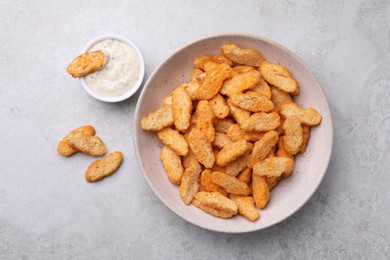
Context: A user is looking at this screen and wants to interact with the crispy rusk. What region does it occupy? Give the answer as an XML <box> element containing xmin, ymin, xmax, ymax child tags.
<box><xmin>172</xmin><ymin>87</ymin><xmax>193</xmax><ymax>131</ymax></box>
<box><xmin>226</xmin><ymin>124</ymin><xmax>264</xmax><ymax>142</ymax></box>
<box><xmin>231</xmin><ymin>65</ymin><xmax>255</xmax><ymax>76</ymax></box>
<box><xmin>64</xmin><ymin>132</ymin><xmax>106</xmax><ymax>156</ymax></box>
<box><xmin>190</xmin><ymin>69</ymin><xmax>204</xmax><ymax>81</ymax></box>
<box><xmin>192</xmin><ymin>197</ymin><xmax>236</xmax><ymax>219</ymax></box>
<box><xmin>141</xmin><ymin>105</ymin><xmax>174</xmax><ymax>131</ymax></box>
<box><xmin>196</xmin><ymin>100</ymin><xmax>215</xmax><ymax>142</ymax></box>
<box><xmin>197</xmin><ymin>62</ymin><xmax>232</xmax><ymax>100</ymax></box>
<box><xmin>216</xmin><ymin>139</ymin><xmax>248</xmax><ymax>166</ymax></box>
<box><xmin>237</xmin><ymin>168</ymin><xmax>252</xmax><ymax>184</ymax></box>
<box><xmin>194</xmin><ymin>55</ymin><xmax>233</xmax><ymax>70</ymax></box>
<box><xmin>211</xmin><ymin>164</ymin><xmax>226</xmax><ymax>172</ymax></box>
<box><xmin>229</xmin><ymin>91</ymin><xmax>274</xmax><ymax>112</ymax></box>
<box><xmin>260</xmin><ymin>61</ymin><xmax>299</xmax><ymax>95</ymax></box>
<box><xmin>275</xmin><ymin>138</ymin><xmax>294</xmax><ymax>178</ymax></box>
<box><xmin>211</xmin><ymin>171</ymin><xmax>251</xmax><ymax>195</ymax></box>
<box><xmin>225</xmin><ymin>150</ymin><xmax>250</xmax><ymax>176</ymax></box>
<box><xmin>66</xmin><ymin>50</ymin><xmax>105</xmax><ymax>78</ymax></box>
<box><xmin>85</xmin><ymin>151</ymin><xmax>123</xmax><ymax>182</ymax></box>
<box><xmin>299</xmin><ymin>124</ymin><xmax>311</xmax><ymax>153</ymax></box>
<box><xmin>200</xmin><ymin>169</ymin><xmax>228</xmax><ymax>196</ymax></box>
<box><xmin>160</xmin><ymin>146</ymin><xmax>184</xmax><ymax>185</ymax></box>
<box><xmin>279</xmin><ymin>103</ymin><xmax>322</xmax><ymax>126</ymax></box>
<box><xmin>241</xmin><ymin>112</ymin><xmax>281</xmax><ymax>132</ymax></box>
<box><xmin>252</xmin><ymin>79</ymin><xmax>271</xmax><ymax>98</ymax></box>
<box><xmin>213</xmin><ymin>118</ymin><xmax>234</xmax><ymax>134</ymax></box>
<box><xmin>248</xmin><ymin>131</ymin><xmax>279</xmax><ymax>168</ymax></box>
<box><xmin>221</xmin><ymin>44</ymin><xmax>263</xmax><ymax>67</ymax></box>
<box><xmin>182</xmin><ymin>149</ymin><xmax>198</xmax><ymax>169</ymax></box>
<box><xmin>179</xmin><ymin>163</ymin><xmax>202</xmax><ymax>204</ymax></box>
<box><xmin>265</xmin><ymin>176</ymin><xmax>282</xmax><ymax>190</ymax></box>
<box><xmin>220</xmin><ymin>70</ymin><xmax>261</xmax><ymax>97</ymax></box>
<box><xmin>212</xmin><ymin>132</ymin><xmax>233</xmax><ymax>150</ymax></box>
<box><xmin>209</xmin><ymin>94</ymin><xmax>229</xmax><ymax>119</ymax></box>
<box><xmin>184</xmin><ymin>80</ymin><xmax>200</xmax><ymax>101</ymax></box>
<box><xmin>282</xmin><ymin>116</ymin><xmax>303</xmax><ymax>155</ymax></box>
<box><xmin>227</xmin><ymin>101</ymin><xmax>251</xmax><ymax>125</ymax></box>
<box><xmin>57</xmin><ymin>125</ymin><xmax>96</xmax><ymax>157</ymax></box>
<box><xmin>157</xmin><ymin>128</ymin><xmax>189</xmax><ymax>156</ymax></box>
<box><xmin>270</xmin><ymin>86</ymin><xmax>293</xmax><ymax>108</ymax></box>
<box><xmin>229</xmin><ymin>194</ymin><xmax>259</xmax><ymax>221</ymax></box>
<box><xmin>188</xmin><ymin>128</ymin><xmax>215</xmax><ymax>168</ymax></box>
<box><xmin>193</xmin><ymin>191</ymin><xmax>238</xmax><ymax>217</ymax></box>
<box><xmin>252</xmin><ymin>174</ymin><xmax>270</xmax><ymax>209</ymax></box>
<box><xmin>253</xmin><ymin>157</ymin><xmax>294</xmax><ymax>178</ymax></box>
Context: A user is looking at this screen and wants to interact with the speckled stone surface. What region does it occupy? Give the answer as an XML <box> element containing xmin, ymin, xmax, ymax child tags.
<box><xmin>0</xmin><ymin>1</ymin><xmax>389</xmax><ymax>259</ymax></box>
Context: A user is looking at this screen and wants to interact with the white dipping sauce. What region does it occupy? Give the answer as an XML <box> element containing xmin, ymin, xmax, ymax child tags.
<box><xmin>84</xmin><ymin>39</ymin><xmax>141</xmax><ymax>97</ymax></box>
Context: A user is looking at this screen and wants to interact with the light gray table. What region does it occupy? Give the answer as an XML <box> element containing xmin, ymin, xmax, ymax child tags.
<box><xmin>1</xmin><ymin>1</ymin><xmax>389</xmax><ymax>259</ymax></box>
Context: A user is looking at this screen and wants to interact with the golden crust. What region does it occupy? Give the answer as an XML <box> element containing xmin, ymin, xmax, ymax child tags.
<box><xmin>212</xmin><ymin>132</ymin><xmax>233</xmax><ymax>150</ymax></box>
<box><xmin>85</xmin><ymin>151</ymin><xmax>123</xmax><ymax>182</ymax></box>
<box><xmin>190</xmin><ymin>69</ymin><xmax>204</xmax><ymax>81</ymax></box>
<box><xmin>248</xmin><ymin>131</ymin><xmax>279</xmax><ymax>168</ymax></box>
<box><xmin>241</xmin><ymin>112</ymin><xmax>281</xmax><ymax>132</ymax></box>
<box><xmin>229</xmin><ymin>194</ymin><xmax>259</xmax><ymax>221</ymax></box>
<box><xmin>237</xmin><ymin>168</ymin><xmax>252</xmax><ymax>184</ymax></box>
<box><xmin>209</xmin><ymin>94</ymin><xmax>229</xmax><ymax>119</ymax></box>
<box><xmin>227</xmin><ymin>101</ymin><xmax>251</xmax><ymax>125</ymax></box>
<box><xmin>216</xmin><ymin>139</ymin><xmax>248</xmax><ymax>166</ymax></box>
<box><xmin>229</xmin><ymin>91</ymin><xmax>274</xmax><ymax>112</ymax></box>
<box><xmin>193</xmin><ymin>55</ymin><xmax>233</xmax><ymax>70</ymax></box>
<box><xmin>66</xmin><ymin>50</ymin><xmax>105</xmax><ymax>78</ymax></box>
<box><xmin>200</xmin><ymin>169</ymin><xmax>228</xmax><ymax>196</ymax></box>
<box><xmin>141</xmin><ymin>105</ymin><xmax>174</xmax><ymax>131</ymax></box>
<box><xmin>188</xmin><ymin>128</ymin><xmax>215</xmax><ymax>168</ymax></box>
<box><xmin>252</xmin><ymin>174</ymin><xmax>270</xmax><ymax>209</ymax></box>
<box><xmin>299</xmin><ymin>124</ymin><xmax>311</xmax><ymax>153</ymax></box>
<box><xmin>213</xmin><ymin>118</ymin><xmax>234</xmax><ymax>134</ymax></box>
<box><xmin>172</xmin><ymin>87</ymin><xmax>193</xmax><ymax>131</ymax></box>
<box><xmin>194</xmin><ymin>191</ymin><xmax>238</xmax><ymax>216</ymax></box>
<box><xmin>252</xmin><ymin>79</ymin><xmax>271</xmax><ymax>98</ymax></box>
<box><xmin>160</xmin><ymin>146</ymin><xmax>184</xmax><ymax>185</ymax></box>
<box><xmin>57</xmin><ymin>125</ymin><xmax>96</xmax><ymax>157</ymax></box>
<box><xmin>270</xmin><ymin>86</ymin><xmax>293</xmax><ymax>109</ymax></box>
<box><xmin>197</xmin><ymin>63</ymin><xmax>232</xmax><ymax>100</ymax></box>
<box><xmin>220</xmin><ymin>70</ymin><xmax>261</xmax><ymax>97</ymax></box>
<box><xmin>211</xmin><ymin>171</ymin><xmax>251</xmax><ymax>195</ymax></box>
<box><xmin>226</xmin><ymin>124</ymin><xmax>264</xmax><ymax>142</ymax></box>
<box><xmin>64</xmin><ymin>132</ymin><xmax>106</xmax><ymax>156</ymax></box>
<box><xmin>260</xmin><ymin>61</ymin><xmax>299</xmax><ymax>95</ymax></box>
<box><xmin>179</xmin><ymin>163</ymin><xmax>202</xmax><ymax>204</ymax></box>
<box><xmin>225</xmin><ymin>150</ymin><xmax>250</xmax><ymax>176</ymax></box>
<box><xmin>282</xmin><ymin>116</ymin><xmax>303</xmax><ymax>155</ymax></box>
<box><xmin>221</xmin><ymin>44</ymin><xmax>263</xmax><ymax>67</ymax></box>
<box><xmin>279</xmin><ymin>103</ymin><xmax>322</xmax><ymax>126</ymax></box>
<box><xmin>157</xmin><ymin>128</ymin><xmax>189</xmax><ymax>156</ymax></box>
<box><xmin>253</xmin><ymin>157</ymin><xmax>294</xmax><ymax>177</ymax></box>
<box><xmin>195</xmin><ymin>100</ymin><xmax>215</xmax><ymax>142</ymax></box>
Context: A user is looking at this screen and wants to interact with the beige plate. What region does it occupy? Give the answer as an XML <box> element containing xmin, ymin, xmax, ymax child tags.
<box><xmin>134</xmin><ymin>34</ymin><xmax>333</xmax><ymax>233</ymax></box>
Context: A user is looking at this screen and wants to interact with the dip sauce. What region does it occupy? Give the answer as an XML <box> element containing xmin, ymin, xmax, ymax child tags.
<box><xmin>84</xmin><ymin>39</ymin><xmax>141</xmax><ymax>97</ymax></box>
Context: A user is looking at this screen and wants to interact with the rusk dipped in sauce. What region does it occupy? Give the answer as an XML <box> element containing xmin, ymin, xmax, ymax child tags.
<box><xmin>84</xmin><ymin>39</ymin><xmax>141</xmax><ymax>98</ymax></box>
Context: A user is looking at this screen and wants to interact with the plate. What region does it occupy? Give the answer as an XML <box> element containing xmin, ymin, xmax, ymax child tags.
<box><xmin>134</xmin><ymin>33</ymin><xmax>333</xmax><ymax>233</ymax></box>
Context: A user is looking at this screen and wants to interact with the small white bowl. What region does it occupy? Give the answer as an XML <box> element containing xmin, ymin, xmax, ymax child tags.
<box><xmin>79</xmin><ymin>34</ymin><xmax>145</xmax><ymax>103</ymax></box>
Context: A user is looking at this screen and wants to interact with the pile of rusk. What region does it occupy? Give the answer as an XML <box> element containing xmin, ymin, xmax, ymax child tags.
<box><xmin>57</xmin><ymin>125</ymin><xmax>123</xmax><ymax>183</ymax></box>
<box><xmin>141</xmin><ymin>44</ymin><xmax>322</xmax><ymax>221</ymax></box>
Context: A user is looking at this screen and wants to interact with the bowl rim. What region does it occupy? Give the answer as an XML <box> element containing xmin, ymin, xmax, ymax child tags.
<box><xmin>133</xmin><ymin>33</ymin><xmax>333</xmax><ymax>233</ymax></box>
<box><xmin>79</xmin><ymin>34</ymin><xmax>145</xmax><ymax>103</ymax></box>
